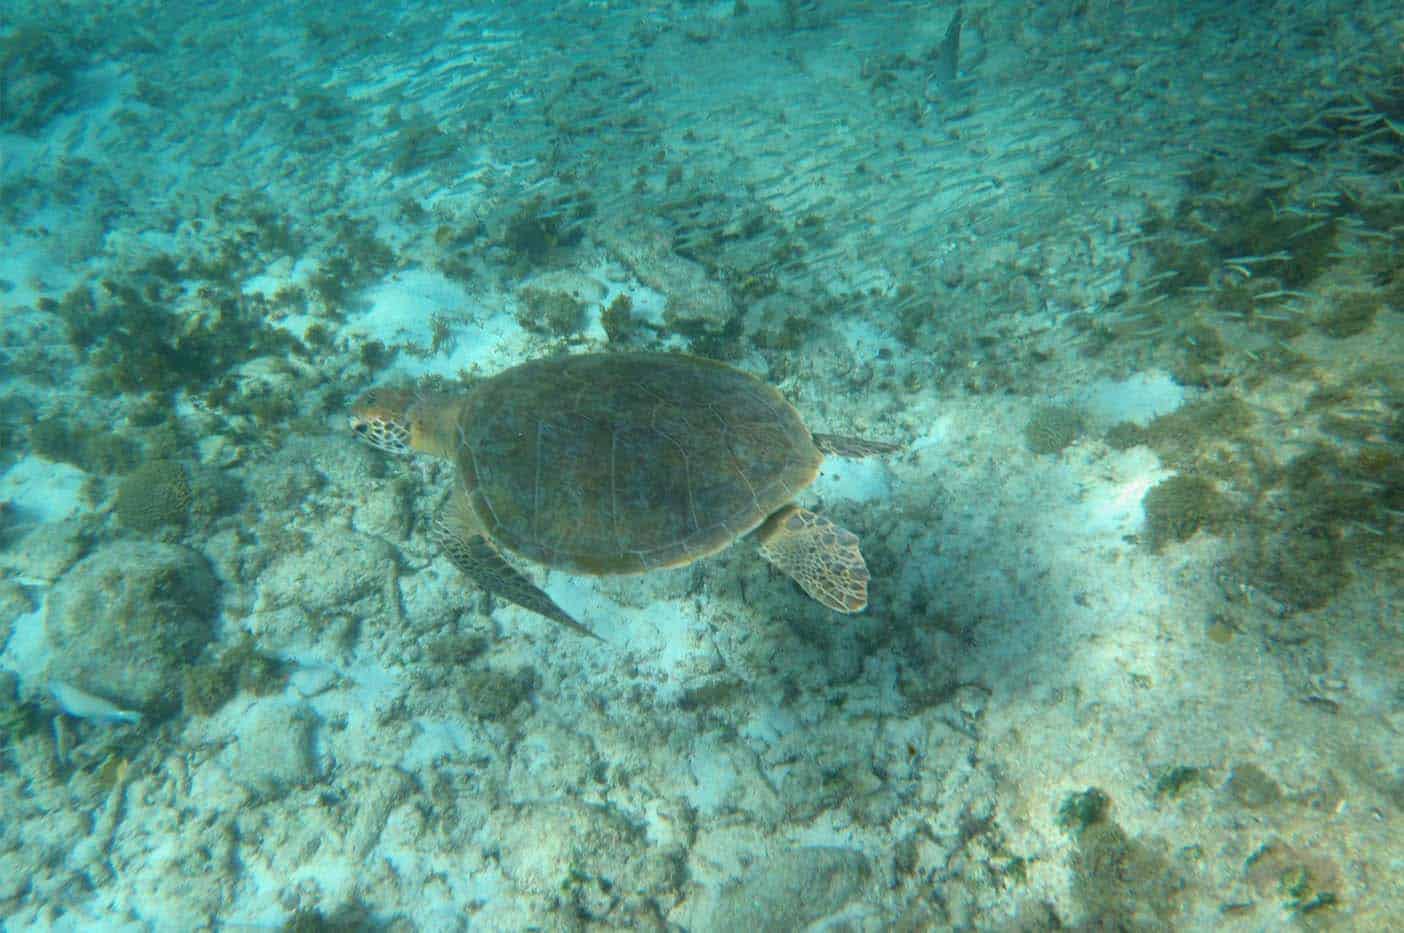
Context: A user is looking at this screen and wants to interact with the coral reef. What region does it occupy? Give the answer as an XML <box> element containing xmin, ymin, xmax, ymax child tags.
<box><xmin>114</xmin><ymin>460</ymin><xmax>191</xmax><ymax>533</ymax></box>
<box><xmin>1024</xmin><ymin>405</ymin><xmax>1085</xmax><ymax>455</ymax></box>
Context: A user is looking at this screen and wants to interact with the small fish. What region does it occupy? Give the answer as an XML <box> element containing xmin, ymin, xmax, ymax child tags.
<box><xmin>932</xmin><ymin>6</ymin><xmax>963</xmax><ymax>85</ymax></box>
<box><xmin>48</xmin><ymin>681</ymin><xmax>143</xmax><ymax>726</ymax></box>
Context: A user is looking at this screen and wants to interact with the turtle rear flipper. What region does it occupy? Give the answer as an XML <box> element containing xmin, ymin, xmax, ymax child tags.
<box><xmin>432</xmin><ymin>493</ymin><xmax>600</xmax><ymax>640</ymax></box>
<box><xmin>756</xmin><ymin>505</ymin><xmax>869</xmax><ymax>613</ymax></box>
<box><xmin>811</xmin><ymin>433</ymin><xmax>903</xmax><ymax>459</ymax></box>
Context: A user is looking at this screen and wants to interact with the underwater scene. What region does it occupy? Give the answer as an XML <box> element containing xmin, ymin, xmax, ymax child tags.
<box><xmin>0</xmin><ymin>0</ymin><xmax>1400</xmax><ymax>929</ymax></box>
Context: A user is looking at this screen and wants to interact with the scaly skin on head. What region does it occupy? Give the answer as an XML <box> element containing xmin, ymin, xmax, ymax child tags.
<box><xmin>349</xmin><ymin>386</ymin><xmax>416</xmax><ymax>457</ymax></box>
<box><xmin>349</xmin><ymin>385</ymin><xmax>460</xmax><ymax>459</ymax></box>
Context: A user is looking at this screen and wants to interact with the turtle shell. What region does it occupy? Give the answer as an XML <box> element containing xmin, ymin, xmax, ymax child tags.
<box><xmin>457</xmin><ymin>352</ymin><xmax>822</xmax><ymax>575</ymax></box>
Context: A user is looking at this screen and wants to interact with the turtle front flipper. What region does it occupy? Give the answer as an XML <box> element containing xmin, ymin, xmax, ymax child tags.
<box><xmin>755</xmin><ymin>505</ymin><xmax>869</xmax><ymax>613</ymax></box>
<box><xmin>432</xmin><ymin>493</ymin><xmax>601</xmax><ymax>640</ymax></box>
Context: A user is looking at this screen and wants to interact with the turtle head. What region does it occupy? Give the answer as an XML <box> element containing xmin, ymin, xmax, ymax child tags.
<box><xmin>349</xmin><ymin>386</ymin><xmax>459</xmax><ymax>459</ymax></box>
<box><xmin>349</xmin><ymin>387</ymin><xmax>416</xmax><ymax>457</ymax></box>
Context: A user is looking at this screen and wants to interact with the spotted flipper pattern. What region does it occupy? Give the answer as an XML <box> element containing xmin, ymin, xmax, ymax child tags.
<box><xmin>756</xmin><ymin>505</ymin><xmax>869</xmax><ymax>613</ymax></box>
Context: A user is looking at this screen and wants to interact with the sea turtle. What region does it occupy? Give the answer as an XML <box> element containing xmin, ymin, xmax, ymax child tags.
<box><xmin>349</xmin><ymin>352</ymin><xmax>901</xmax><ymax>638</ymax></box>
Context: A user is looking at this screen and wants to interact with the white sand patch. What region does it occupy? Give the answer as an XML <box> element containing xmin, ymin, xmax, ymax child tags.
<box><xmin>1076</xmin><ymin>370</ymin><xmax>1189</xmax><ymax>427</ymax></box>
<box><xmin>0</xmin><ymin>456</ymin><xmax>87</xmax><ymax>526</ymax></box>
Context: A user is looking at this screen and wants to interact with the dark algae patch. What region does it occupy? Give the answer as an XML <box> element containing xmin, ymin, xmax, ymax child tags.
<box><xmin>1057</xmin><ymin>787</ymin><xmax>1110</xmax><ymax>833</ymax></box>
<box><xmin>1142</xmin><ymin>474</ymin><xmax>1229</xmax><ymax>551</ymax></box>
<box><xmin>1226</xmin><ymin>763</ymin><xmax>1283</xmax><ymax>810</ymax></box>
<box><xmin>1245</xmin><ymin>839</ymin><xmax>1343</xmax><ymax>918</ymax></box>
<box><xmin>29</xmin><ymin>416</ymin><xmax>142</xmax><ymax>475</ymax></box>
<box><xmin>1154</xmin><ymin>765</ymin><xmax>1204</xmax><ymax>799</ymax></box>
<box><xmin>1058</xmin><ymin>788</ymin><xmax>1188</xmax><ymax>928</ymax></box>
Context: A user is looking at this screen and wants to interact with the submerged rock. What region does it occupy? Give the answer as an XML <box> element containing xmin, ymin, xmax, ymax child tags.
<box><xmin>596</xmin><ymin>225</ymin><xmax>736</xmax><ymax>334</ymax></box>
<box><xmin>515</xmin><ymin>270</ymin><xmax>606</xmax><ymax>336</ymax></box>
<box><xmin>227</xmin><ymin>700</ymin><xmax>319</xmax><ymax>795</ymax></box>
<box><xmin>497</xmin><ymin>799</ymin><xmax>683</xmax><ymax>922</ymax></box>
<box><xmin>708</xmin><ymin>846</ymin><xmax>871</xmax><ymax>929</ymax></box>
<box><xmin>42</xmin><ymin>540</ymin><xmax>218</xmax><ymax>712</ymax></box>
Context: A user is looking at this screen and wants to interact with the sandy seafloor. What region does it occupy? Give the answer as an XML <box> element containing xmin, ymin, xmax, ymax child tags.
<box><xmin>0</xmin><ymin>0</ymin><xmax>1400</xmax><ymax>929</ymax></box>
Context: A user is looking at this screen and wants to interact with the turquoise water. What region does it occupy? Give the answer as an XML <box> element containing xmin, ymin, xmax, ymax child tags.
<box><xmin>0</xmin><ymin>1</ymin><xmax>1399</xmax><ymax>929</ymax></box>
